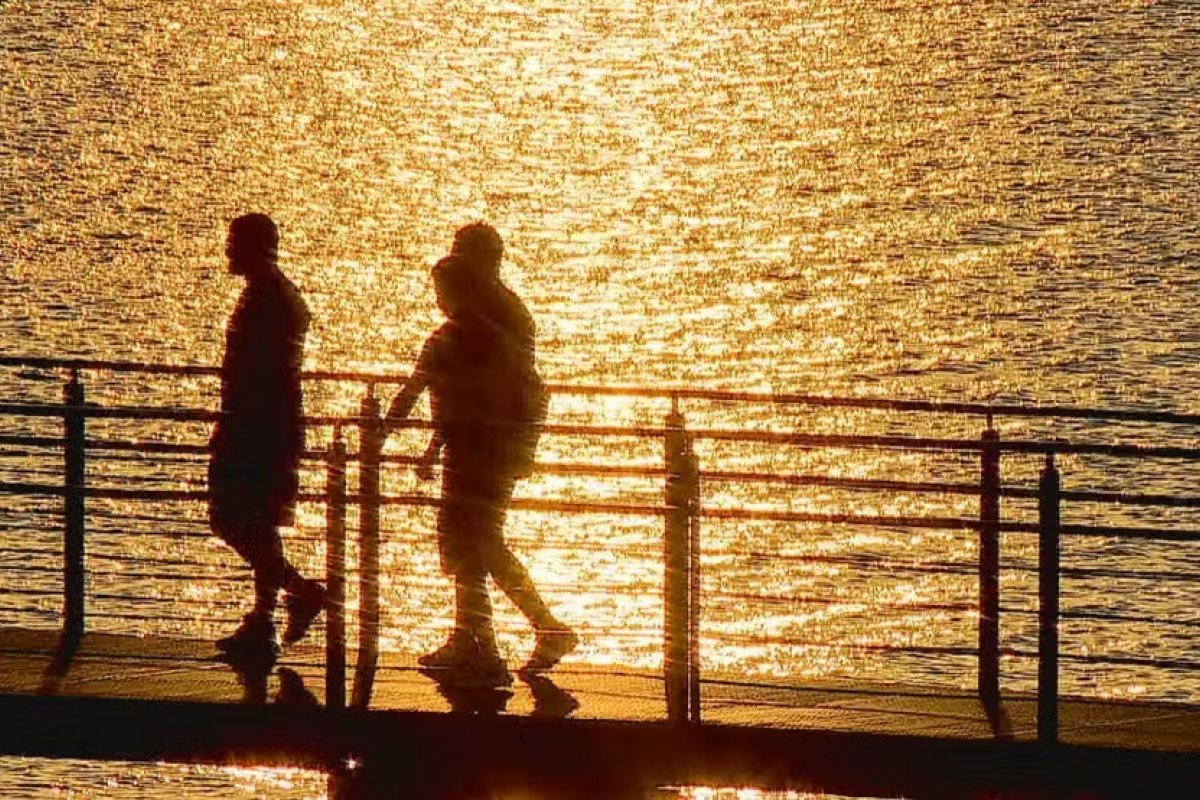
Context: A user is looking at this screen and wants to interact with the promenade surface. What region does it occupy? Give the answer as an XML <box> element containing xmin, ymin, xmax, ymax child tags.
<box><xmin>2</xmin><ymin>627</ymin><xmax>1198</xmax><ymax>798</ymax></box>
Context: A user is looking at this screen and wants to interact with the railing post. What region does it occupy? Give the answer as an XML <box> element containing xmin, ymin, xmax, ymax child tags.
<box><xmin>351</xmin><ymin>385</ymin><xmax>382</xmax><ymax>709</ymax></box>
<box><xmin>978</xmin><ymin>416</ymin><xmax>1001</xmax><ymax>710</ymax></box>
<box><xmin>63</xmin><ymin>368</ymin><xmax>86</xmax><ymax>641</ymax></box>
<box><xmin>685</xmin><ymin>434</ymin><xmax>701</xmax><ymax>725</ymax></box>
<box><xmin>663</xmin><ymin>396</ymin><xmax>691</xmax><ymax>724</ymax></box>
<box><xmin>1038</xmin><ymin>449</ymin><xmax>1061</xmax><ymax>745</ymax></box>
<box><xmin>325</xmin><ymin>424</ymin><xmax>347</xmax><ymax>711</ymax></box>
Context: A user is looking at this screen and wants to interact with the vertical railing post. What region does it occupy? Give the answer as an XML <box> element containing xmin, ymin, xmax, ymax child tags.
<box><xmin>663</xmin><ymin>396</ymin><xmax>692</xmax><ymax>724</ymax></box>
<box><xmin>63</xmin><ymin>368</ymin><xmax>86</xmax><ymax>641</ymax></box>
<box><xmin>325</xmin><ymin>424</ymin><xmax>347</xmax><ymax>711</ymax></box>
<box><xmin>351</xmin><ymin>385</ymin><xmax>382</xmax><ymax>709</ymax></box>
<box><xmin>1038</xmin><ymin>449</ymin><xmax>1061</xmax><ymax>745</ymax></box>
<box><xmin>685</xmin><ymin>434</ymin><xmax>701</xmax><ymax>725</ymax></box>
<box><xmin>978</xmin><ymin>416</ymin><xmax>1001</xmax><ymax>710</ymax></box>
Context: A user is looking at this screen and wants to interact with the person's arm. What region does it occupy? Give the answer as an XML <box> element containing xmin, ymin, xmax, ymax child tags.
<box><xmin>414</xmin><ymin>431</ymin><xmax>442</xmax><ymax>481</ymax></box>
<box><xmin>384</xmin><ymin>333</ymin><xmax>437</xmax><ymax>437</ymax></box>
<box><xmin>384</xmin><ymin>374</ymin><xmax>426</xmax><ymax>436</ymax></box>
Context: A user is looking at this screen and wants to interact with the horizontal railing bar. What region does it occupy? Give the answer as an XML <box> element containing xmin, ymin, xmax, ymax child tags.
<box><xmin>87</xmin><ymin>570</ymin><xmax>243</xmax><ymax>584</ymax></box>
<box><xmin>701</xmin><ymin>470</ymin><xmax>982</xmax><ymax>495</ymax></box>
<box><xmin>1002</xmin><ymin>485</ymin><xmax>1200</xmax><ymax>508</ymax></box>
<box><xmin>701</xmin><ymin>508</ymin><xmax>993</xmax><ymax>531</ymax></box>
<box><xmin>1003</xmin><ymin>648</ymin><xmax>1200</xmax><ymax>672</ymax></box>
<box><xmin>4</xmin><ymin>482</ymin><xmax>1200</xmax><ymax>543</ymax></box>
<box><xmin>89</xmin><ymin>591</ymin><xmax>247</xmax><ymax>609</ymax></box>
<box><xmin>88</xmin><ymin>511</ymin><xmax>209</xmax><ymax>527</ymax></box>
<box><xmin>1000</xmin><ymin>604</ymin><xmax>1200</xmax><ymax>629</ymax></box>
<box><xmin>87</xmin><ymin>551</ymin><xmax>240</xmax><ymax>571</ymax></box>
<box><xmin>83</xmin><ymin>442</ymin><xmax>662</xmax><ymax>479</ymax></box>
<box><xmin>9</xmin><ymin>355</ymin><xmax>1200</xmax><ymax>425</ymax></box>
<box><xmin>1059</xmin><ymin>565</ymin><xmax>1200</xmax><ymax>584</ymax></box>
<box><xmin>0</xmin><ymin>481</ymin><xmax>63</xmax><ymax>497</ymax></box>
<box><xmin>716</xmin><ymin>551</ymin><xmax>977</xmax><ymax>575</ymax></box>
<box><xmin>706</xmin><ymin>634</ymin><xmax>976</xmax><ymax>656</ymax></box>
<box><xmin>690</xmin><ymin>429</ymin><xmax>1200</xmax><ymax>460</ymax></box>
<box><xmin>66</xmin><ymin>528</ymin><xmax>328</xmax><ymax>544</ymax></box>
<box><xmin>0</xmin><ymin>355</ymin><xmax>412</xmax><ymax>386</ymax></box>
<box><xmin>85</xmin><ymin>439</ymin><xmax>207</xmax><ymax>455</ymax></box>
<box><xmin>705</xmin><ymin>591</ymin><xmax>975</xmax><ymax>613</ymax></box>
<box><xmin>0</xmin><ymin>563</ymin><xmax>61</xmax><ymax>575</ymax></box>
<box><xmin>1060</xmin><ymin>610</ymin><xmax>1200</xmax><ymax>629</ymax></box>
<box><xmin>706</xmin><ymin>472</ymin><xmax>1199</xmax><ymax>506</ymax></box>
<box><xmin>532</xmin><ymin>461</ymin><xmax>663</xmax><ymax>479</ymax></box>
<box><xmin>1060</xmin><ymin>523</ymin><xmax>1200</xmax><ymax>542</ymax></box>
<box><xmin>83</xmin><ymin>610</ymin><xmax>246</xmax><ymax>625</ymax></box>
<box><xmin>0</xmin><ymin>586</ymin><xmax>57</xmax><ymax>597</ymax></box>
<box><xmin>0</xmin><ymin>435</ymin><xmax>62</xmax><ymax>448</ymax></box>
<box><xmin>9</xmin><ymin>405</ymin><xmax>1200</xmax><ymax>462</ymax></box>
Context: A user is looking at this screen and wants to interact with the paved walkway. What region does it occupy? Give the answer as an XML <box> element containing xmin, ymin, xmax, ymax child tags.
<box><xmin>3</xmin><ymin>626</ymin><xmax>1199</xmax><ymax>798</ymax></box>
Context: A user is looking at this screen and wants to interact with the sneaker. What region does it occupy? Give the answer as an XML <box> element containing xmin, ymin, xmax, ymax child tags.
<box><xmin>283</xmin><ymin>579</ymin><xmax>327</xmax><ymax>645</ymax></box>
<box><xmin>217</xmin><ymin>613</ymin><xmax>280</xmax><ymax>662</ymax></box>
<box><xmin>522</xmin><ymin>627</ymin><xmax>579</xmax><ymax>673</ymax></box>
<box><xmin>418</xmin><ymin>635</ymin><xmax>513</xmax><ymax>689</ymax></box>
<box><xmin>418</xmin><ymin>634</ymin><xmax>478</xmax><ymax>669</ymax></box>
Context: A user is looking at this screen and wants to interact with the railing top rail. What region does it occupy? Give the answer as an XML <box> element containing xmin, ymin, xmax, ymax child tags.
<box><xmin>5</xmin><ymin>402</ymin><xmax>1200</xmax><ymax>460</ymax></box>
<box><xmin>4</xmin><ymin>356</ymin><xmax>1200</xmax><ymax>426</ymax></box>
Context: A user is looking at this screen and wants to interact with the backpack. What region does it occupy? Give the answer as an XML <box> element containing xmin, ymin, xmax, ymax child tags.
<box><xmin>508</xmin><ymin>363</ymin><xmax>548</xmax><ymax>479</ymax></box>
<box><xmin>431</xmin><ymin>318</ymin><xmax>547</xmax><ymax>479</ymax></box>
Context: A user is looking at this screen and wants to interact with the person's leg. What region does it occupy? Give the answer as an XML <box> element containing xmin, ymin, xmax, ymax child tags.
<box><xmin>419</xmin><ymin>475</ymin><xmax>483</xmax><ymax>666</ymax></box>
<box><xmin>213</xmin><ymin>512</ymin><xmax>287</xmax><ymax>614</ymax></box>
<box><xmin>485</xmin><ymin>538</ymin><xmax>556</xmax><ymax>630</ymax></box>
<box><xmin>455</xmin><ymin>564</ymin><xmax>499</xmax><ymax>659</ymax></box>
<box><xmin>473</xmin><ymin>478</ymin><xmax>577</xmax><ymax>671</ymax></box>
<box><xmin>269</xmin><ymin>475</ymin><xmax>326</xmax><ymax>644</ymax></box>
<box><xmin>210</xmin><ymin>497</ymin><xmax>280</xmax><ymax>656</ymax></box>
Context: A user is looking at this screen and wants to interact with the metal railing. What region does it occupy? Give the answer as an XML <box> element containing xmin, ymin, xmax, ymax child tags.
<box><xmin>1</xmin><ymin>356</ymin><xmax>1199</xmax><ymax>743</ymax></box>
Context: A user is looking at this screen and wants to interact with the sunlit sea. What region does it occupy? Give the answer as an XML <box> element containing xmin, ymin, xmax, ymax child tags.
<box><xmin>3</xmin><ymin>0</ymin><xmax>1200</xmax><ymax>797</ymax></box>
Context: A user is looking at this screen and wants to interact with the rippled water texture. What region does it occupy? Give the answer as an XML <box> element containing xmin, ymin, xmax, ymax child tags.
<box><xmin>3</xmin><ymin>0</ymin><xmax>1200</xmax><ymax>797</ymax></box>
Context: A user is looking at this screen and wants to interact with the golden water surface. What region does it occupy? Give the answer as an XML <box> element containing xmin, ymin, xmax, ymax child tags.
<box><xmin>3</xmin><ymin>1</ymin><xmax>1200</xmax><ymax>797</ymax></box>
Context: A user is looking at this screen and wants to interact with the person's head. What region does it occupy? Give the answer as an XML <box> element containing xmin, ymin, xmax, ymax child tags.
<box><xmin>225</xmin><ymin>213</ymin><xmax>279</xmax><ymax>277</ymax></box>
<box><xmin>432</xmin><ymin>255</ymin><xmax>486</xmax><ymax>320</ymax></box>
<box><xmin>450</xmin><ymin>222</ymin><xmax>504</xmax><ymax>278</ymax></box>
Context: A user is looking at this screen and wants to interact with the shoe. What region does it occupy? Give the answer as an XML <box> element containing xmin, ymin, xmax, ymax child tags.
<box><xmin>283</xmin><ymin>579</ymin><xmax>327</xmax><ymax>645</ymax></box>
<box><xmin>417</xmin><ymin>634</ymin><xmax>478</xmax><ymax>669</ymax></box>
<box><xmin>522</xmin><ymin>627</ymin><xmax>579</xmax><ymax>672</ymax></box>
<box><xmin>217</xmin><ymin>613</ymin><xmax>280</xmax><ymax>662</ymax></box>
<box><xmin>419</xmin><ymin>634</ymin><xmax>513</xmax><ymax>688</ymax></box>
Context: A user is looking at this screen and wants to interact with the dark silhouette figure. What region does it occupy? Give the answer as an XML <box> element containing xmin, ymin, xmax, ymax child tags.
<box><xmin>387</xmin><ymin>223</ymin><xmax>576</xmax><ymax>689</ymax></box>
<box><xmin>209</xmin><ymin>213</ymin><xmax>325</xmax><ymax>664</ymax></box>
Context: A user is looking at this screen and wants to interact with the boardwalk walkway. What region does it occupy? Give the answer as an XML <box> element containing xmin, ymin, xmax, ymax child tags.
<box><xmin>3</xmin><ymin>627</ymin><xmax>1198</xmax><ymax>798</ymax></box>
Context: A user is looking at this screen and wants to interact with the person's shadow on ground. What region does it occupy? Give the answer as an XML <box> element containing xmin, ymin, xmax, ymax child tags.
<box><xmin>419</xmin><ymin>667</ymin><xmax>513</xmax><ymax>715</ymax></box>
<box><xmin>222</xmin><ymin>650</ymin><xmax>320</xmax><ymax>706</ymax></box>
<box><xmin>519</xmin><ymin>670</ymin><xmax>579</xmax><ymax>719</ymax></box>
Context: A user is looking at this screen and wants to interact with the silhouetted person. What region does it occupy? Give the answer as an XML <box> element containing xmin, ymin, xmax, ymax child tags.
<box><xmin>409</xmin><ymin>222</ymin><xmax>538</xmax><ymax>477</ymax></box>
<box><xmin>209</xmin><ymin>213</ymin><xmax>325</xmax><ymax>663</ymax></box>
<box><xmin>387</xmin><ymin>223</ymin><xmax>575</xmax><ymax>688</ymax></box>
